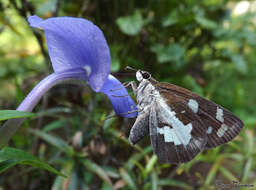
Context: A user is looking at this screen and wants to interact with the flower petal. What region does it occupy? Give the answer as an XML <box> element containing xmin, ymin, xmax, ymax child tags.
<box><xmin>100</xmin><ymin>75</ymin><xmax>138</xmax><ymax>118</ymax></box>
<box><xmin>28</xmin><ymin>15</ymin><xmax>110</xmax><ymax>92</ymax></box>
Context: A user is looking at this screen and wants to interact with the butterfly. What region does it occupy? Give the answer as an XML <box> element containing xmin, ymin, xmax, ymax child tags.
<box><xmin>126</xmin><ymin>68</ymin><xmax>244</xmax><ymax>163</ymax></box>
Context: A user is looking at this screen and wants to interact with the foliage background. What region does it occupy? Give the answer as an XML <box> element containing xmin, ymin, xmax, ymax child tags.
<box><xmin>0</xmin><ymin>0</ymin><xmax>255</xmax><ymax>189</ymax></box>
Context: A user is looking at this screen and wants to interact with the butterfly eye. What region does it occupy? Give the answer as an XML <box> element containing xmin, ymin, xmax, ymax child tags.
<box><xmin>141</xmin><ymin>71</ymin><xmax>151</xmax><ymax>79</ymax></box>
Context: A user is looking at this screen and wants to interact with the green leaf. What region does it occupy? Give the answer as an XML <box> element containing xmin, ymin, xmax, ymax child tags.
<box><xmin>195</xmin><ymin>16</ymin><xmax>218</xmax><ymax>30</ymax></box>
<box><xmin>82</xmin><ymin>159</ymin><xmax>112</xmax><ymax>186</ymax></box>
<box><xmin>116</xmin><ymin>10</ymin><xmax>143</xmax><ymax>36</ymax></box>
<box><xmin>158</xmin><ymin>179</ymin><xmax>192</xmax><ymax>189</ymax></box>
<box><xmin>0</xmin><ymin>110</ymin><xmax>35</xmax><ymax>121</ymax></box>
<box><xmin>52</xmin><ymin>175</ymin><xmax>65</xmax><ymax>190</ymax></box>
<box><xmin>245</xmin><ymin>130</ymin><xmax>254</xmax><ymax>157</ymax></box>
<box><xmin>42</xmin><ymin>119</ymin><xmax>67</xmax><ymax>132</ymax></box>
<box><xmin>0</xmin><ymin>147</ymin><xmax>65</xmax><ymax>177</ymax></box>
<box><xmin>151</xmin><ymin>172</ymin><xmax>158</xmax><ymax>190</ymax></box>
<box><xmin>119</xmin><ymin>168</ymin><xmax>137</xmax><ymax>190</ymax></box>
<box><xmin>30</xmin><ymin>129</ymin><xmax>72</xmax><ymax>155</ymax></box>
<box><xmin>144</xmin><ymin>155</ymin><xmax>157</xmax><ymax>176</ymax></box>
<box><xmin>242</xmin><ymin>157</ymin><xmax>253</xmax><ymax>183</ymax></box>
<box><xmin>205</xmin><ymin>156</ymin><xmax>223</xmax><ymax>186</ymax></box>
<box><xmin>232</xmin><ymin>55</ymin><xmax>247</xmax><ymax>74</ymax></box>
<box><xmin>68</xmin><ymin>172</ymin><xmax>79</xmax><ymax>190</ymax></box>
<box><xmin>162</xmin><ymin>12</ymin><xmax>178</xmax><ymax>27</ymax></box>
<box><xmin>151</xmin><ymin>43</ymin><xmax>186</xmax><ymax>67</ymax></box>
<box><xmin>101</xmin><ymin>182</ymin><xmax>113</xmax><ymax>190</ymax></box>
<box><xmin>103</xmin><ymin>166</ymin><xmax>120</xmax><ymax>178</ymax></box>
<box><xmin>125</xmin><ymin>146</ymin><xmax>152</xmax><ymax>170</ymax></box>
<box><xmin>219</xmin><ymin>167</ymin><xmax>238</xmax><ymax>181</ymax></box>
<box><xmin>131</xmin><ymin>160</ymin><xmax>145</xmax><ymax>178</ymax></box>
<box><xmin>54</xmin><ymin>161</ymin><xmax>74</xmax><ymax>186</ymax></box>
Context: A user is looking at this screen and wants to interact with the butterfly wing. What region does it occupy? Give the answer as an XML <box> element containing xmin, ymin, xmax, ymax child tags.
<box><xmin>155</xmin><ymin>81</ymin><xmax>244</xmax><ymax>150</ymax></box>
<box><xmin>149</xmin><ymin>91</ymin><xmax>208</xmax><ymax>163</ymax></box>
<box><xmin>192</xmin><ymin>96</ymin><xmax>243</xmax><ymax>148</ymax></box>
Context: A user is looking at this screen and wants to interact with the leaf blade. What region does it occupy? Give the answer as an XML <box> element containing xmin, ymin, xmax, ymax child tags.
<box><xmin>0</xmin><ymin>110</ymin><xmax>35</xmax><ymax>121</ymax></box>
<box><xmin>82</xmin><ymin>159</ymin><xmax>112</xmax><ymax>186</ymax></box>
<box><xmin>0</xmin><ymin>147</ymin><xmax>65</xmax><ymax>177</ymax></box>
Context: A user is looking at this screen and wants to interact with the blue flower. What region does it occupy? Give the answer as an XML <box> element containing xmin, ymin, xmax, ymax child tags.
<box><xmin>28</xmin><ymin>15</ymin><xmax>110</xmax><ymax>92</ymax></box>
<box><xmin>0</xmin><ymin>15</ymin><xmax>137</xmax><ymax>146</ymax></box>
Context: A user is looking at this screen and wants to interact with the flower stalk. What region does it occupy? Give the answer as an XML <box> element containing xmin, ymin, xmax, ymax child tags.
<box><xmin>0</xmin><ymin>69</ymin><xmax>87</xmax><ymax>147</ymax></box>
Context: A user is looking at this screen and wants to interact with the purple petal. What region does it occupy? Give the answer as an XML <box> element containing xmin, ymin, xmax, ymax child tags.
<box><xmin>100</xmin><ymin>75</ymin><xmax>138</xmax><ymax>118</ymax></box>
<box><xmin>28</xmin><ymin>15</ymin><xmax>110</xmax><ymax>92</ymax></box>
<box><xmin>28</xmin><ymin>15</ymin><xmax>43</xmax><ymax>26</ymax></box>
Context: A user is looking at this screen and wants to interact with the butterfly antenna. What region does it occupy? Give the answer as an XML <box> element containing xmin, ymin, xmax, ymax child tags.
<box><xmin>125</xmin><ymin>66</ymin><xmax>137</xmax><ymax>71</ymax></box>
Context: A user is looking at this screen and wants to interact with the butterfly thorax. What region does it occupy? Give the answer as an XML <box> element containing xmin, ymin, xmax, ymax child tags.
<box><xmin>136</xmin><ymin>79</ymin><xmax>159</xmax><ymax>109</ymax></box>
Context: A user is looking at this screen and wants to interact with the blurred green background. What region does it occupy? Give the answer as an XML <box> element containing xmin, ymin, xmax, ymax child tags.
<box><xmin>0</xmin><ymin>0</ymin><xmax>255</xmax><ymax>189</ymax></box>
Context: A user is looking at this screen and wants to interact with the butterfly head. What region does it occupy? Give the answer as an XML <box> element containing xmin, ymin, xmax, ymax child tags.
<box><xmin>136</xmin><ymin>70</ymin><xmax>151</xmax><ymax>82</ymax></box>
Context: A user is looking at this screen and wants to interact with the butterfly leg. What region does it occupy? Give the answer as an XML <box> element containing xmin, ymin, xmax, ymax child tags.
<box><xmin>123</xmin><ymin>81</ymin><xmax>138</xmax><ymax>96</ymax></box>
<box><xmin>110</xmin><ymin>81</ymin><xmax>137</xmax><ymax>93</ymax></box>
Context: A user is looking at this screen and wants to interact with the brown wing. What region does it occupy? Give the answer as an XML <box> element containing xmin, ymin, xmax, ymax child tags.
<box><xmin>149</xmin><ymin>99</ymin><xmax>207</xmax><ymax>163</ymax></box>
<box><xmin>154</xmin><ymin>81</ymin><xmax>244</xmax><ymax>149</ymax></box>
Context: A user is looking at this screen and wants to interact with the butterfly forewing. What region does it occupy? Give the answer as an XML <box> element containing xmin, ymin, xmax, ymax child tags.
<box><xmin>155</xmin><ymin>81</ymin><xmax>244</xmax><ymax>150</ymax></box>
<box><xmin>194</xmin><ymin>96</ymin><xmax>243</xmax><ymax>148</ymax></box>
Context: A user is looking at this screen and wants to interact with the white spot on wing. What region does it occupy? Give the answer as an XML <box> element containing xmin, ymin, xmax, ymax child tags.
<box><xmin>84</xmin><ymin>65</ymin><xmax>91</xmax><ymax>76</ymax></box>
<box><xmin>157</xmin><ymin>125</ymin><xmax>192</xmax><ymax>146</ymax></box>
<box><xmin>217</xmin><ymin>124</ymin><xmax>228</xmax><ymax>137</ymax></box>
<box><xmin>157</xmin><ymin>127</ymin><xmax>163</xmax><ymax>134</ymax></box>
<box><xmin>181</xmin><ymin>110</ymin><xmax>185</xmax><ymax>113</ymax></box>
<box><xmin>216</xmin><ymin>107</ymin><xmax>224</xmax><ymax>123</ymax></box>
<box><xmin>188</xmin><ymin>99</ymin><xmax>199</xmax><ymax>113</ymax></box>
<box><xmin>157</xmin><ymin>126</ymin><xmax>175</xmax><ymax>144</ymax></box>
<box><xmin>163</xmin><ymin>127</ymin><xmax>173</xmax><ymax>143</ymax></box>
<box><xmin>156</xmin><ymin>96</ymin><xmax>193</xmax><ymax>146</ymax></box>
<box><xmin>207</xmin><ymin>126</ymin><xmax>213</xmax><ymax>134</ymax></box>
<box><xmin>171</xmin><ymin>129</ymin><xmax>181</xmax><ymax>145</ymax></box>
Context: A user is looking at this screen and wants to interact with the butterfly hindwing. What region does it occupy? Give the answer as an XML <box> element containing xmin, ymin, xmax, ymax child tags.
<box><xmin>149</xmin><ymin>95</ymin><xmax>207</xmax><ymax>163</ymax></box>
